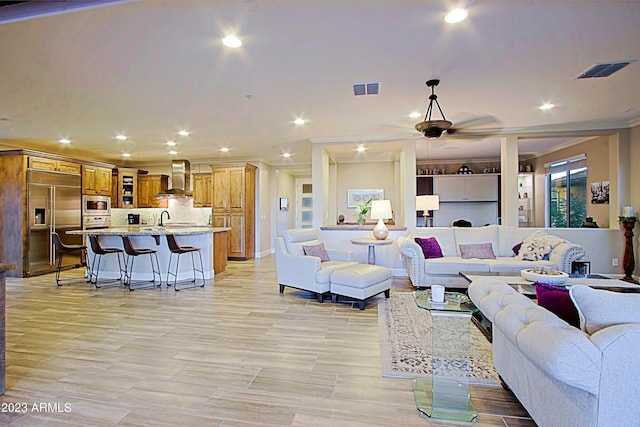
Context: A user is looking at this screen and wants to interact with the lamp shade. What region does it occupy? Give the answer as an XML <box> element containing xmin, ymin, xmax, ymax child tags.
<box><xmin>370</xmin><ymin>200</ymin><xmax>392</xmax><ymax>240</ymax></box>
<box><xmin>416</xmin><ymin>195</ymin><xmax>440</xmax><ymax>212</ymax></box>
<box><xmin>370</xmin><ymin>200</ymin><xmax>393</xmax><ymax>219</ymax></box>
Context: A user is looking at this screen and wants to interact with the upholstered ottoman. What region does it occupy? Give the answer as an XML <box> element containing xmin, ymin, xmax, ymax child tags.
<box><xmin>330</xmin><ymin>264</ymin><xmax>391</xmax><ymax>310</ymax></box>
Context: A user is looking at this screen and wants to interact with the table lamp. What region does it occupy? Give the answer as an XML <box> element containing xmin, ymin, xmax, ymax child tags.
<box><xmin>416</xmin><ymin>195</ymin><xmax>440</xmax><ymax>227</ymax></box>
<box><xmin>370</xmin><ymin>200</ymin><xmax>393</xmax><ymax>240</ymax></box>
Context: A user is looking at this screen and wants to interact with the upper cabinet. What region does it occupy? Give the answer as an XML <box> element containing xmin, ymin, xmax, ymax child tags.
<box><xmin>137</xmin><ymin>174</ymin><xmax>169</xmax><ymax>208</ymax></box>
<box><xmin>81</xmin><ymin>165</ymin><xmax>112</xmax><ymax>196</ymax></box>
<box><xmin>29</xmin><ymin>156</ymin><xmax>80</xmax><ymax>174</ymax></box>
<box><xmin>431</xmin><ymin>174</ymin><xmax>500</xmax><ymax>227</ymax></box>
<box><xmin>192</xmin><ymin>172</ymin><xmax>212</xmax><ymax>208</ymax></box>
<box><xmin>112</xmin><ymin>168</ymin><xmax>138</xmax><ymax>208</ymax></box>
<box><xmin>434</xmin><ymin>175</ymin><xmax>498</xmax><ymax>202</ymax></box>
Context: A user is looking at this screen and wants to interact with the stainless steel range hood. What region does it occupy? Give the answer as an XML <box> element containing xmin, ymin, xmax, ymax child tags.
<box><xmin>156</xmin><ymin>159</ymin><xmax>193</xmax><ymax>198</ymax></box>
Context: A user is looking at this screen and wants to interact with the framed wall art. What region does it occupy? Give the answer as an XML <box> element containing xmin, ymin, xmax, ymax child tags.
<box><xmin>347</xmin><ymin>189</ymin><xmax>384</xmax><ymax>208</ymax></box>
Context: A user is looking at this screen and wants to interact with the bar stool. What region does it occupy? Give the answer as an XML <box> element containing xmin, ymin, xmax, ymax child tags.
<box><xmin>166</xmin><ymin>234</ymin><xmax>205</xmax><ymax>290</ymax></box>
<box><xmin>121</xmin><ymin>235</ymin><xmax>161</xmax><ymax>291</ymax></box>
<box><xmin>88</xmin><ymin>235</ymin><xmax>125</xmax><ymax>288</ymax></box>
<box><xmin>51</xmin><ymin>232</ymin><xmax>86</xmax><ymax>286</ymax></box>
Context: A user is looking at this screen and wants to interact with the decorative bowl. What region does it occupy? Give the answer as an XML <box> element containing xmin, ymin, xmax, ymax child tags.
<box><xmin>520</xmin><ymin>269</ymin><xmax>569</xmax><ymax>285</ymax></box>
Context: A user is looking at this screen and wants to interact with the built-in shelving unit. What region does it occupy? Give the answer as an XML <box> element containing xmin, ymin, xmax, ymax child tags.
<box><xmin>518</xmin><ymin>172</ymin><xmax>535</xmax><ymax>227</ymax></box>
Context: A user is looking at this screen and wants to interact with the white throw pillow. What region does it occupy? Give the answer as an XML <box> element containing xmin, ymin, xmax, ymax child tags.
<box><xmin>569</xmin><ymin>285</ymin><xmax>640</xmax><ymax>334</ymax></box>
<box><xmin>518</xmin><ymin>230</ymin><xmax>566</xmax><ymax>261</ymax></box>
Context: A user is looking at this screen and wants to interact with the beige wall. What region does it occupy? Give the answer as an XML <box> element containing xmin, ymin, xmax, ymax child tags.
<box><xmin>335</xmin><ymin>162</ymin><xmax>397</xmax><ymax>224</ymax></box>
<box><xmin>274</xmin><ymin>169</ymin><xmax>298</xmax><ymax>236</ymax></box>
<box><xmin>629</xmin><ymin>124</ymin><xmax>640</xmax><ymax>275</ymax></box>
<box><xmin>531</xmin><ymin>136</ymin><xmax>610</xmax><ymax>227</ymax></box>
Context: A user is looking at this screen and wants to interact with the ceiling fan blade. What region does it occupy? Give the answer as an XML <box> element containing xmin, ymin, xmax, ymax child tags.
<box><xmin>446</xmin><ymin>115</ymin><xmax>503</xmax><ymax>139</ymax></box>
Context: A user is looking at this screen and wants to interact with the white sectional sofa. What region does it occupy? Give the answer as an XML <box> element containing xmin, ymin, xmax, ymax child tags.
<box><xmin>396</xmin><ymin>225</ymin><xmax>586</xmax><ymax>288</ymax></box>
<box><xmin>468</xmin><ymin>277</ymin><xmax>640</xmax><ymax>427</ymax></box>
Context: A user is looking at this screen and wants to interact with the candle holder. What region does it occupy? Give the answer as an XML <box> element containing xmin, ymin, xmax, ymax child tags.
<box><xmin>618</xmin><ymin>216</ymin><xmax>638</xmax><ymax>284</ymax></box>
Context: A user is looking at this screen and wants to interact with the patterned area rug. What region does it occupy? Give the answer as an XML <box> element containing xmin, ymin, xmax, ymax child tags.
<box><xmin>378</xmin><ymin>292</ymin><xmax>500</xmax><ymax>386</ymax></box>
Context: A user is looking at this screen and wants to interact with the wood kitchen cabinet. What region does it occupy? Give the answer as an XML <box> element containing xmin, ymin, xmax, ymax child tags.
<box><xmin>112</xmin><ymin>168</ymin><xmax>139</xmax><ymax>208</ymax></box>
<box><xmin>137</xmin><ymin>174</ymin><xmax>169</xmax><ymax>208</ymax></box>
<box><xmin>192</xmin><ymin>172</ymin><xmax>212</xmax><ymax>207</ymax></box>
<box><xmin>211</xmin><ymin>163</ymin><xmax>256</xmax><ymax>260</ymax></box>
<box><xmin>81</xmin><ymin>165</ymin><xmax>112</xmax><ymax>196</ymax></box>
<box><xmin>0</xmin><ymin>150</ymin><xmax>114</xmax><ymax>278</ymax></box>
<box><xmin>29</xmin><ymin>156</ymin><xmax>81</xmax><ymax>174</ymax></box>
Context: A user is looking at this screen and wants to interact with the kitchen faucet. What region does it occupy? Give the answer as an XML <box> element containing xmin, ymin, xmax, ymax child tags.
<box><xmin>159</xmin><ymin>210</ymin><xmax>170</xmax><ymax>227</ymax></box>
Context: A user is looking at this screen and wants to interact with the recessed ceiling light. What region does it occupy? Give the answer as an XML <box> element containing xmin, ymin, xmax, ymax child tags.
<box><xmin>59</xmin><ymin>138</ymin><xmax>71</xmax><ymax>144</ymax></box>
<box><xmin>115</xmin><ymin>134</ymin><xmax>128</xmax><ymax>141</ymax></box>
<box><xmin>166</xmin><ymin>140</ymin><xmax>176</xmax><ymax>146</ymax></box>
<box><xmin>409</xmin><ymin>112</ymin><xmax>421</xmax><ymax>118</ymax></box>
<box><xmin>121</xmin><ymin>153</ymin><xmax>131</xmax><ymax>158</ymax></box>
<box><xmin>168</xmin><ymin>150</ymin><xmax>178</xmax><ymax>155</ymax></box>
<box><xmin>293</xmin><ymin>118</ymin><xmax>306</xmax><ymax>125</ymax></box>
<box><xmin>177</xmin><ymin>130</ymin><xmax>190</xmax><ymax>136</ymax></box>
<box><xmin>220</xmin><ymin>147</ymin><xmax>230</xmax><ymax>153</ymax></box>
<box><xmin>356</xmin><ymin>145</ymin><xmax>366</xmax><ymax>153</ymax></box>
<box><xmin>445</xmin><ymin>8</ymin><xmax>468</xmax><ymax>24</ymax></box>
<box><xmin>222</xmin><ymin>35</ymin><xmax>242</xmax><ymax>48</ymax></box>
<box><xmin>539</xmin><ymin>103</ymin><xmax>555</xmax><ymax>111</ymax></box>
<box><xmin>282</xmin><ymin>153</ymin><xmax>292</xmax><ymax>158</ymax></box>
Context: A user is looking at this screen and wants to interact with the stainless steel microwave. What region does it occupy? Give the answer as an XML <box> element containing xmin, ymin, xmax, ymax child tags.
<box><xmin>82</xmin><ymin>195</ymin><xmax>111</xmax><ymax>216</ymax></box>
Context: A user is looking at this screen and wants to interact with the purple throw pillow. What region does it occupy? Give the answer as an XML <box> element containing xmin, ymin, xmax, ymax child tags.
<box><xmin>512</xmin><ymin>242</ymin><xmax>523</xmax><ymax>256</ymax></box>
<box><xmin>302</xmin><ymin>243</ymin><xmax>330</xmax><ymax>262</ymax></box>
<box><xmin>458</xmin><ymin>243</ymin><xmax>496</xmax><ymax>259</ymax></box>
<box><xmin>415</xmin><ymin>237</ymin><xmax>443</xmax><ymax>259</ymax></box>
<box><xmin>536</xmin><ymin>282</ymin><xmax>580</xmax><ymax>327</ymax></box>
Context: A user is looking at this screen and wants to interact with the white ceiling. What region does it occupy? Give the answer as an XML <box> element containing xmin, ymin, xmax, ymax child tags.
<box><xmin>0</xmin><ymin>0</ymin><xmax>638</xmax><ymax>173</ymax></box>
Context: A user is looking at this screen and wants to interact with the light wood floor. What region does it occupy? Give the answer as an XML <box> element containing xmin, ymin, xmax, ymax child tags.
<box><xmin>0</xmin><ymin>256</ymin><xmax>535</xmax><ymax>426</ymax></box>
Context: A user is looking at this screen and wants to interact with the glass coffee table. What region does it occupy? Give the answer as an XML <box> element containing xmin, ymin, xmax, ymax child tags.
<box><xmin>412</xmin><ymin>290</ymin><xmax>479</xmax><ymax>422</ymax></box>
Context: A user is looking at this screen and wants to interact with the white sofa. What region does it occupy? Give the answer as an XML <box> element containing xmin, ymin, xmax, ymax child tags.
<box><xmin>468</xmin><ymin>277</ymin><xmax>640</xmax><ymax>427</ymax></box>
<box><xmin>396</xmin><ymin>225</ymin><xmax>586</xmax><ymax>288</ymax></box>
<box><xmin>275</xmin><ymin>228</ymin><xmax>357</xmax><ymax>302</ymax></box>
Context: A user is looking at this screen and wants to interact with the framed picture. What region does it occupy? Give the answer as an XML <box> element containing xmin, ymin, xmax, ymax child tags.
<box><xmin>347</xmin><ymin>189</ymin><xmax>384</xmax><ymax>208</ymax></box>
<box><xmin>590</xmin><ymin>181</ymin><xmax>609</xmax><ymax>204</ymax></box>
<box><xmin>279</xmin><ymin>197</ymin><xmax>288</xmax><ymax>211</ymax></box>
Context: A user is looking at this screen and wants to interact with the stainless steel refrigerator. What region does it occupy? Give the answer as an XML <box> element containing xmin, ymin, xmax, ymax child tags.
<box><xmin>27</xmin><ymin>169</ymin><xmax>83</xmax><ymax>276</ymax></box>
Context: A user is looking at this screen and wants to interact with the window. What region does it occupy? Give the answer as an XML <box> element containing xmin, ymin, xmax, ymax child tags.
<box><xmin>545</xmin><ymin>155</ymin><xmax>588</xmax><ymax>228</ymax></box>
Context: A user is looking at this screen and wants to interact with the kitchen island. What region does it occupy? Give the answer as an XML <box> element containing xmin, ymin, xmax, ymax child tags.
<box><xmin>68</xmin><ymin>226</ymin><xmax>230</xmax><ymax>284</ymax></box>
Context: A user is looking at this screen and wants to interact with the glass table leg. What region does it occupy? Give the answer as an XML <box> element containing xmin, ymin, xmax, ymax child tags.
<box><xmin>412</xmin><ymin>311</ymin><xmax>477</xmax><ymax>422</ymax></box>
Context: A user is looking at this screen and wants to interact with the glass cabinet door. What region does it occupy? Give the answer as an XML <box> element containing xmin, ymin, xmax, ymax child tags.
<box><xmin>297</xmin><ymin>180</ymin><xmax>312</xmax><ymax>228</ymax></box>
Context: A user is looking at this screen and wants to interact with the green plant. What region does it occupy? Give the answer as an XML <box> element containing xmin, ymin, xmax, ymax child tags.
<box><xmin>354</xmin><ymin>199</ymin><xmax>372</xmax><ymax>224</ymax></box>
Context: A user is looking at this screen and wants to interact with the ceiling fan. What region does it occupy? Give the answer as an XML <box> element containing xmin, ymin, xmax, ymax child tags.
<box><xmin>414</xmin><ymin>79</ymin><xmax>501</xmax><ymax>139</ymax></box>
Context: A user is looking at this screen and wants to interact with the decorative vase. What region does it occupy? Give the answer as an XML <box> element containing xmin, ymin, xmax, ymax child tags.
<box><xmin>358</xmin><ymin>216</ymin><xmax>365</xmax><ymax>226</ymax></box>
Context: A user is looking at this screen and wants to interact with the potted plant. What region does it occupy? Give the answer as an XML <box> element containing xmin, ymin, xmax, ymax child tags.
<box><xmin>354</xmin><ymin>199</ymin><xmax>372</xmax><ymax>225</ymax></box>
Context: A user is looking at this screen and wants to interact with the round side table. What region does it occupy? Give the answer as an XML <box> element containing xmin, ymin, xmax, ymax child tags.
<box><xmin>350</xmin><ymin>238</ymin><xmax>393</xmax><ymax>265</ymax></box>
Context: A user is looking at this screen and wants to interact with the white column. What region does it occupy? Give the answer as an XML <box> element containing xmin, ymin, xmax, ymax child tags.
<box><xmin>609</xmin><ymin>130</ymin><xmax>631</xmax><ymax>228</ymax></box>
<box><xmin>311</xmin><ymin>143</ymin><xmax>329</xmax><ymax>228</ymax></box>
<box><xmin>400</xmin><ymin>140</ymin><xmax>417</xmax><ymax>229</ymax></box>
<box><xmin>500</xmin><ymin>135</ymin><xmax>519</xmax><ymax>227</ymax></box>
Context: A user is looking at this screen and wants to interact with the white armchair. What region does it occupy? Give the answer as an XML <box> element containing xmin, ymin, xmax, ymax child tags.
<box><xmin>275</xmin><ymin>228</ymin><xmax>357</xmax><ymax>302</ymax></box>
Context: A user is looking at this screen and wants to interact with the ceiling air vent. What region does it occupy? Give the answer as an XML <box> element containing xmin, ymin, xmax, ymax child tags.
<box><xmin>353</xmin><ymin>82</ymin><xmax>380</xmax><ymax>96</ymax></box>
<box><xmin>576</xmin><ymin>61</ymin><xmax>634</xmax><ymax>79</ymax></box>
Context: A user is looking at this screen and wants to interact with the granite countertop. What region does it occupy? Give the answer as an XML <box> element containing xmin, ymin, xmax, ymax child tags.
<box><xmin>68</xmin><ymin>226</ymin><xmax>231</xmax><ymax>236</ymax></box>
